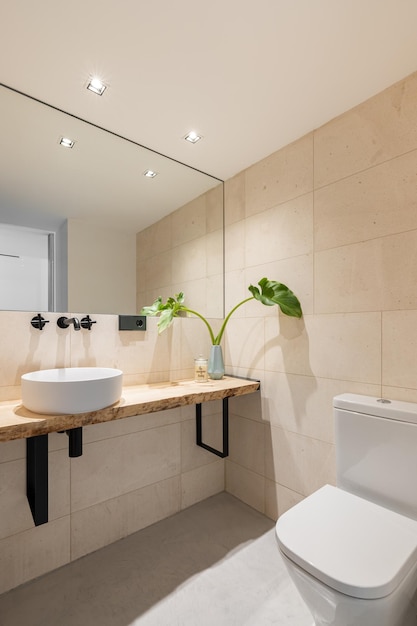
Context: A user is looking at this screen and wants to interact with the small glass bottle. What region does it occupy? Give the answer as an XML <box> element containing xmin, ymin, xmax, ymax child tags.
<box><xmin>194</xmin><ymin>355</ymin><xmax>208</xmax><ymax>382</ymax></box>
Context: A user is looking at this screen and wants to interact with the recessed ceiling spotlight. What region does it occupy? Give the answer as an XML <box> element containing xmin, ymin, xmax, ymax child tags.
<box><xmin>184</xmin><ymin>131</ymin><xmax>202</xmax><ymax>144</ymax></box>
<box><xmin>87</xmin><ymin>77</ymin><xmax>107</xmax><ymax>96</ymax></box>
<box><xmin>143</xmin><ymin>169</ymin><xmax>158</xmax><ymax>178</ymax></box>
<box><xmin>59</xmin><ymin>137</ymin><xmax>75</xmax><ymax>148</ymax></box>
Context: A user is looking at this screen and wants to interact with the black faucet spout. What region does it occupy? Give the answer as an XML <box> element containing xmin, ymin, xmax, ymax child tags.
<box><xmin>57</xmin><ymin>316</ymin><xmax>81</xmax><ymax>331</ymax></box>
<box><xmin>67</xmin><ymin>317</ymin><xmax>81</xmax><ymax>330</ymax></box>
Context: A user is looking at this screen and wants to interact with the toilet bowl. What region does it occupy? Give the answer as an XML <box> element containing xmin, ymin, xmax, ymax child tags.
<box><xmin>275</xmin><ymin>394</ymin><xmax>417</xmax><ymax>626</ymax></box>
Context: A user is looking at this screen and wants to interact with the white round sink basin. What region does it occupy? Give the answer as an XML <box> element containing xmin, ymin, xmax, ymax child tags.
<box><xmin>21</xmin><ymin>367</ymin><xmax>123</xmax><ymax>415</ymax></box>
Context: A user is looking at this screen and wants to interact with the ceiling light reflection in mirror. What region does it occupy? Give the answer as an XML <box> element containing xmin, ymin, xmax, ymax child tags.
<box><xmin>0</xmin><ymin>83</ymin><xmax>224</xmax><ymax>317</ymax></box>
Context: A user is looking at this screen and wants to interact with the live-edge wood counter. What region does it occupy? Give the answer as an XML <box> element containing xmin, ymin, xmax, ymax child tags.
<box><xmin>0</xmin><ymin>376</ymin><xmax>260</xmax><ymax>442</ymax></box>
<box><xmin>1</xmin><ymin>375</ymin><xmax>260</xmax><ymax>528</ymax></box>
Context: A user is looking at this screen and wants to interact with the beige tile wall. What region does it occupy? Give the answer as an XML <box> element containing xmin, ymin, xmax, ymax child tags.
<box><xmin>136</xmin><ymin>183</ymin><xmax>224</xmax><ymax>319</ymax></box>
<box><xmin>0</xmin><ymin>312</ymin><xmax>223</xmax><ymax>593</ymax></box>
<box><xmin>224</xmin><ymin>69</ymin><xmax>417</xmax><ymax>518</ymax></box>
<box><xmin>2</xmin><ymin>68</ymin><xmax>417</xmax><ymax>595</ymax></box>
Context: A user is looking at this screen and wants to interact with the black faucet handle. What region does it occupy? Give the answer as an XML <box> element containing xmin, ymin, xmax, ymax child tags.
<box><xmin>31</xmin><ymin>314</ymin><xmax>50</xmax><ymax>331</ymax></box>
<box><xmin>80</xmin><ymin>315</ymin><xmax>97</xmax><ymax>330</ymax></box>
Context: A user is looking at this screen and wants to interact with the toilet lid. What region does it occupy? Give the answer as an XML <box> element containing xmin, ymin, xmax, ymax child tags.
<box><xmin>276</xmin><ymin>485</ymin><xmax>417</xmax><ymax>599</ymax></box>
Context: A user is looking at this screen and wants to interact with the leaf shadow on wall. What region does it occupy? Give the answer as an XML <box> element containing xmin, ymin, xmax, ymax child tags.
<box><xmin>263</xmin><ymin>314</ymin><xmax>317</xmax><ymax>517</ymax></box>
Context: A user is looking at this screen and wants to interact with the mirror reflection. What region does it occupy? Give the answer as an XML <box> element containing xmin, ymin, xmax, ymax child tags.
<box><xmin>0</xmin><ymin>84</ymin><xmax>224</xmax><ymax>317</ymax></box>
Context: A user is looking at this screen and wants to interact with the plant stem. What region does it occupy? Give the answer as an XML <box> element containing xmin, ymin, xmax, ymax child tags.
<box><xmin>214</xmin><ymin>297</ymin><xmax>254</xmax><ymax>345</ymax></box>
<box><xmin>183</xmin><ymin>307</ymin><xmax>216</xmax><ymax>344</ymax></box>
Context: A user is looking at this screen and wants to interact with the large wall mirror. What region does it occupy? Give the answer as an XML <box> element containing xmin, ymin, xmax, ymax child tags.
<box><xmin>0</xmin><ymin>84</ymin><xmax>224</xmax><ymax>318</ymax></box>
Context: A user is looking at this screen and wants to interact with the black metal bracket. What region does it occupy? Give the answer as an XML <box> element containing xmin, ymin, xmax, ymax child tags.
<box><xmin>196</xmin><ymin>397</ymin><xmax>229</xmax><ymax>458</ymax></box>
<box><xmin>67</xmin><ymin>427</ymin><xmax>83</xmax><ymax>457</ymax></box>
<box><xmin>26</xmin><ymin>427</ymin><xmax>83</xmax><ymax>527</ymax></box>
<box><xmin>26</xmin><ymin>435</ymin><xmax>48</xmax><ymax>526</ymax></box>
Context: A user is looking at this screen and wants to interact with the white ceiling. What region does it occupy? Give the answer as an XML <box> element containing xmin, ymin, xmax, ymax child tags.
<box><xmin>2</xmin><ymin>0</ymin><xmax>417</xmax><ymax>182</ymax></box>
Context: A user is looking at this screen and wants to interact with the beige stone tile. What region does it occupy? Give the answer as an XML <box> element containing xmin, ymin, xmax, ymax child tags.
<box><xmin>245</xmin><ymin>192</ymin><xmax>313</xmax><ymax>267</ymax></box>
<box><xmin>224</xmin><ymin>268</ymin><xmax>247</xmax><ymax>318</ymax></box>
<box><xmin>69</xmin><ymin>314</ymin><xmax>181</xmax><ymax>377</ymax></box>
<box><xmin>143</xmin><ymin>249</ymin><xmax>172</xmax><ymax>291</ymax></box>
<box><xmin>0</xmin><ymin>440</ymin><xmax>69</xmax><ymax>538</ymax></box>
<box><xmin>181</xmin><ymin>414</ymin><xmax>223</xmax><ymax>473</ymax></box>
<box><xmin>0</xmin><ymin>458</ymin><xmax>34</xmax><ymax>539</ymax></box>
<box><xmin>152</xmin><ymin>214</ymin><xmax>172</xmax><ymax>253</ymax></box>
<box><xmin>261</xmin><ymin>372</ymin><xmax>381</xmax><ymax>443</ymax></box>
<box><xmin>48</xmin><ymin>431</ymin><xmax>69</xmax><ymax>452</ymax></box>
<box><xmin>205</xmin><ymin>273</ymin><xmax>224</xmax><ymax>319</ymax></box>
<box><xmin>265</xmin><ymin>425</ymin><xmax>336</xmax><ymax>496</ymax></box>
<box><xmin>206</xmin><ymin>229</ymin><xmax>223</xmax><ymax>277</ymax></box>
<box><xmin>0</xmin><ymin>517</ymin><xmax>70</xmax><ymax>595</ymax></box>
<box><xmin>0</xmin><ymin>311</ymin><xmax>70</xmax><ymax>387</ymax></box>
<box><xmin>314</xmin><ymin>71</ymin><xmax>417</xmax><ymax>188</ymax></box>
<box><xmin>0</xmin><ymin>449</ymin><xmax>69</xmax><ymax>541</ymax></box>
<box><xmin>71</xmin><ymin>476</ymin><xmax>180</xmax><ymax>561</ymax></box>
<box><xmin>382</xmin><ymin>310</ymin><xmax>417</xmax><ymax>390</ymax></box>
<box><xmin>315</xmin><ymin>231</ymin><xmax>417</xmax><ymax>313</ymax></box>
<box><xmin>172</xmin><ymin>194</ymin><xmax>206</xmax><ymax>247</ymax></box>
<box><xmin>82</xmin><ymin>407</ymin><xmax>184</xmax><ymax>444</ymax></box>
<box><xmin>49</xmin><ymin>449</ymin><xmax>70</xmax><ymax>520</ymax></box>
<box><xmin>245</xmin><ymin>134</ymin><xmax>313</xmax><ymax>217</ymax></box>
<box><xmin>71</xmin><ymin>492</ymin><xmax>129</xmax><ymax>561</ymax></box>
<box><xmin>136</xmin><ymin>225</ymin><xmax>153</xmax><ymax>263</ymax></box>
<box><xmin>314</xmin><ymin>150</ymin><xmax>417</xmax><ymax>252</ymax></box>
<box><xmin>225</xmin><ymin>220</ymin><xmax>245</xmax><ymax>273</ymax></box>
<box><xmin>126</xmin><ymin>475</ymin><xmax>180</xmax><ymax>535</ymax></box>
<box><xmin>181</xmin><ymin>460</ymin><xmax>224</xmax><ymax>509</ymax></box>
<box><xmin>229</xmin><ymin>389</ymin><xmax>262</xmax><ymax>422</ymax></box>
<box><xmin>170</xmin><ymin>278</ymin><xmax>207</xmax><ymax>317</ymax></box>
<box><xmin>171</xmin><ymin>239</ymin><xmax>206</xmax><ymax>284</ymax></box>
<box><xmin>224</xmin><ymin>172</ymin><xmax>245</xmax><ymax>226</ymax></box>
<box><xmin>265</xmin><ymin>479</ymin><xmax>304</xmax><ymax>520</ymax></box>
<box><xmin>70</xmin><ymin>423</ymin><xmax>181</xmax><ymax>511</ymax></box>
<box><xmin>225</xmin><ymin>460</ymin><xmax>264</xmax><ymax>513</ymax></box>
<box><xmin>229</xmin><ymin>414</ymin><xmax>265</xmax><ymax>475</ymax></box>
<box><xmin>224</xmin><ymin>317</ymin><xmax>265</xmax><ymax>375</ymax></box>
<box><xmin>225</xmin><ymin>361</ymin><xmax>264</xmax><ymax>386</ymax></box>
<box><xmin>243</xmin><ymin>253</ymin><xmax>314</xmax><ymax>317</ymax></box>
<box><xmin>264</xmin><ymin>313</ymin><xmax>381</xmax><ymax>384</ymax></box>
<box><xmin>0</xmin><ymin>439</ymin><xmax>25</xmax><ymax>463</ymax></box>
<box><xmin>67</xmin><ymin>220</ymin><xmax>136</xmax><ymax>315</ymax></box>
<box><xmin>206</xmin><ymin>183</ymin><xmax>224</xmax><ymax>233</ymax></box>
<box><xmin>0</xmin><ymin>386</ymin><xmax>22</xmax><ymax>402</ymax></box>
<box><xmin>178</xmin><ymin>316</ymin><xmax>216</xmax><ymax>370</ymax></box>
<box><xmin>136</xmin><ymin>214</ymin><xmax>172</xmax><ymax>263</ymax></box>
<box><xmin>381</xmin><ymin>386</ymin><xmax>417</xmax><ymax>403</ymax></box>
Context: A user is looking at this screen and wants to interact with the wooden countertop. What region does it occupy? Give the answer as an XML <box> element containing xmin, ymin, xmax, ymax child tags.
<box><xmin>0</xmin><ymin>376</ymin><xmax>260</xmax><ymax>442</ymax></box>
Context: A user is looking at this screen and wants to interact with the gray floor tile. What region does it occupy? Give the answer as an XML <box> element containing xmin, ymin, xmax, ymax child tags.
<box><xmin>0</xmin><ymin>493</ymin><xmax>311</xmax><ymax>625</ymax></box>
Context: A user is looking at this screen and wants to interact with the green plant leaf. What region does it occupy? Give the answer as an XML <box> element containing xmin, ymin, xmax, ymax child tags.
<box><xmin>140</xmin><ymin>297</ymin><xmax>164</xmax><ymax>316</ymax></box>
<box><xmin>141</xmin><ymin>277</ymin><xmax>302</xmax><ymax>343</ymax></box>
<box><xmin>140</xmin><ymin>293</ymin><xmax>189</xmax><ymax>334</ymax></box>
<box><xmin>248</xmin><ymin>278</ymin><xmax>302</xmax><ymax>318</ymax></box>
<box><xmin>157</xmin><ymin>308</ymin><xmax>176</xmax><ymax>333</ymax></box>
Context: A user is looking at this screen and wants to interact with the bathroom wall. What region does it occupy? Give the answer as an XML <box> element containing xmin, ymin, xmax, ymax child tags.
<box><xmin>223</xmin><ymin>69</ymin><xmax>417</xmax><ymax>519</ymax></box>
<box><xmin>0</xmin><ymin>312</ymin><xmax>224</xmax><ymax>594</ymax></box>
<box><xmin>1</xmin><ymin>69</ymin><xmax>417</xmax><ymax>595</ymax></box>
<box><xmin>67</xmin><ymin>219</ymin><xmax>137</xmax><ymax>314</ymax></box>
<box><xmin>136</xmin><ymin>182</ymin><xmax>224</xmax><ymax>319</ymax></box>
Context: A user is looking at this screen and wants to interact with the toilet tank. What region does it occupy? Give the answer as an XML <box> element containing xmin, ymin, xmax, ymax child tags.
<box><xmin>334</xmin><ymin>393</ymin><xmax>417</xmax><ymax>521</ymax></box>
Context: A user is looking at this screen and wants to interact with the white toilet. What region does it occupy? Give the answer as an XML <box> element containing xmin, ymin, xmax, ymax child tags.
<box><xmin>275</xmin><ymin>393</ymin><xmax>417</xmax><ymax>626</ymax></box>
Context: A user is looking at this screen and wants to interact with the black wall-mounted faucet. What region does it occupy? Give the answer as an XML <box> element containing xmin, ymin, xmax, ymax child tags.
<box><xmin>57</xmin><ymin>316</ymin><xmax>81</xmax><ymax>331</ymax></box>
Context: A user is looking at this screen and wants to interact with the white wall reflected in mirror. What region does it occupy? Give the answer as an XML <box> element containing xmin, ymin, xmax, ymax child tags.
<box><xmin>0</xmin><ymin>224</ymin><xmax>52</xmax><ymax>311</ymax></box>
